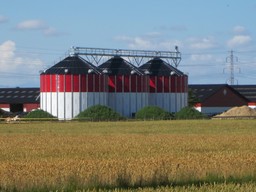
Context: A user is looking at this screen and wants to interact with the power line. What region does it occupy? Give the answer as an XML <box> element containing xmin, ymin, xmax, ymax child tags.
<box><xmin>224</xmin><ymin>50</ymin><xmax>239</xmax><ymax>85</ymax></box>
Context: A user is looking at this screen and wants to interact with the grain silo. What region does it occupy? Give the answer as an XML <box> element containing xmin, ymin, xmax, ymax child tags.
<box><xmin>139</xmin><ymin>57</ymin><xmax>188</xmax><ymax>113</ymax></box>
<box><xmin>98</xmin><ymin>56</ymin><xmax>147</xmax><ymax>117</ymax></box>
<box><xmin>40</xmin><ymin>46</ymin><xmax>187</xmax><ymax>119</ymax></box>
<box><xmin>40</xmin><ymin>55</ymin><xmax>104</xmax><ymax>120</ymax></box>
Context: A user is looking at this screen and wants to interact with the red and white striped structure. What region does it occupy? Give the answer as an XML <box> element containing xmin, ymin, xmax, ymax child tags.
<box><xmin>40</xmin><ymin>48</ymin><xmax>188</xmax><ymax>120</ymax></box>
<box><xmin>40</xmin><ymin>56</ymin><xmax>105</xmax><ymax>120</ymax></box>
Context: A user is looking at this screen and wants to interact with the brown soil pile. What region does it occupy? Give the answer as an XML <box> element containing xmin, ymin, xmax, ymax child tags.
<box><xmin>216</xmin><ymin>105</ymin><xmax>256</xmax><ymax>117</ymax></box>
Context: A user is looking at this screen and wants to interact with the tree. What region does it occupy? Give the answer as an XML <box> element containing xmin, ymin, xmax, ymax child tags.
<box><xmin>175</xmin><ymin>107</ymin><xmax>208</xmax><ymax>120</ymax></box>
<box><xmin>135</xmin><ymin>106</ymin><xmax>172</xmax><ymax>120</ymax></box>
<box><xmin>188</xmin><ymin>89</ymin><xmax>200</xmax><ymax>107</ymax></box>
<box><xmin>24</xmin><ymin>109</ymin><xmax>55</xmax><ymax>118</ymax></box>
<box><xmin>76</xmin><ymin>105</ymin><xmax>124</xmax><ymax>121</ymax></box>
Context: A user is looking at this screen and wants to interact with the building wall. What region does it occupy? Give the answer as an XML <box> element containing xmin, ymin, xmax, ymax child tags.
<box><xmin>201</xmin><ymin>106</ymin><xmax>232</xmax><ymax>116</ymax></box>
<box><xmin>24</xmin><ymin>103</ymin><xmax>40</xmax><ymax>112</ymax></box>
<box><xmin>203</xmin><ymin>87</ymin><xmax>248</xmax><ymax>107</ymax></box>
<box><xmin>0</xmin><ymin>103</ymin><xmax>39</xmax><ymax>113</ymax></box>
<box><xmin>0</xmin><ymin>104</ymin><xmax>10</xmax><ymax>112</ymax></box>
<box><xmin>248</xmin><ymin>102</ymin><xmax>256</xmax><ymax>109</ymax></box>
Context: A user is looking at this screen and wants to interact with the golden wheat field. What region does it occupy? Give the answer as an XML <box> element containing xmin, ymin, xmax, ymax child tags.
<box><xmin>0</xmin><ymin>120</ymin><xmax>256</xmax><ymax>191</ymax></box>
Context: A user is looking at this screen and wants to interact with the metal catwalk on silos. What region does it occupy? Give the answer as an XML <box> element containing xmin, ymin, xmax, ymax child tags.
<box><xmin>69</xmin><ymin>46</ymin><xmax>181</xmax><ymax>67</ymax></box>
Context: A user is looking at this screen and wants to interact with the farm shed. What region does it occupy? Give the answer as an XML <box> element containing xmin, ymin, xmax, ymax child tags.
<box><xmin>189</xmin><ymin>84</ymin><xmax>249</xmax><ymax>116</ymax></box>
<box><xmin>0</xmin><ymin>88</ymin><xmax>40</xmax><ymax>113</ymax></box>
<box><xmin>40</xmin><ymin>47</ymin><xmax>188</xmax><ymax>120</ymax></box>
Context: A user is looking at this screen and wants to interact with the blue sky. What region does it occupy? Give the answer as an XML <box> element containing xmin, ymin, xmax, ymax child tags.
<box><xmin>0</xmin><ymin>0</ymin><xmax>256</xmax><ymax>87</ymax></box>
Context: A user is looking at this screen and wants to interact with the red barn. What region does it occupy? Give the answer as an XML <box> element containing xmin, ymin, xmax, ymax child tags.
<box><xmin>189</xmin><ymin>84</ymin><xmax>249</xmax><ymax>116</ymax></box>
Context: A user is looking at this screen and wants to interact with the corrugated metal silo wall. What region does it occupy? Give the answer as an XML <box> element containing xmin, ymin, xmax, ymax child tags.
<box><xmin>40</xmin><ymin>73</ymin><xmax>108</xmax><ymax>120</ymax></box>
<box><xmin>40</xmin><ymin>69</ymin><xmax>188</xmax><ymax>120</ymax></box>
<box><xmin>105</xmin><ymin>74</ymin><xmax>188</xmax><ymax>117</ymax></box>
<box><xmin>147</xmin><ymin>75</ymin><xmax>188</xmax><ymax>114</ymax></box>
<box><xmin>106</xmin><ymin>75</ymin><xmax>149</xmax><ymax>117</ymax></box>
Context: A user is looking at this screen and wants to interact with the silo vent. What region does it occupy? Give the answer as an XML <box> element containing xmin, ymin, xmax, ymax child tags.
<box><xmin>88</xmin><ymin>69</ymin><xmax>94</xmax><ymax>74</ymax></box>
<box><xmin>131</xmin><ymin>70</ymin><xmax>137</xmax><ymax>75</ymax></box>
<box><xmin>170</xmin><ymin>71</ymin><xmax>176</xmax><ymax>76</ymax></box>
<box><xmin>144</xmin><ymin>70</ymin><xmax>151</xmax><ymax>75</ymax></box>
<box><xmin>102</xmin><ymin>69</ymin><xmax>111</xmax><ymax>74</ymax></box>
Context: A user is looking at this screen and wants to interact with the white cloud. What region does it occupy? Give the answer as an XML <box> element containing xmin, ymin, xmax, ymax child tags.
<box><xmin>43</xmin><ymin>27</ymin><xmax>60</xmax><ymax>36</ymax></box>
<box><xmin>128</xmin><ymin>37</ymin><xmax>153</xmax><ymax>50</ymax></box>
<box><xmin>115</xmin><ymin>35</ymin><xmax>181</xmax><ymax>51</ymax></box>
<box><xmin>158</xmin><ymin>40</ymin><xmax>183</xmax><ymax>50</ymax></box>
<box><xmin>0</xmin><ymin>15</ymin><xmax>8</xmax><ymax>23</ymax></box>
<box><xmin>115</xmin><ymin>35</ymin><xmax>154</xmax><ymax>49</ymax></box>
<box><xmin>188</xmin><ymin>37</ymin><xmax>216</xmax><ymax>50</ymax></box>
<box><xmin>16</xmin><ymin>19</ymin><xmax>46</xmax><ymax>30</ymax></box>
<box><xmin>0</xmin><ymin>40</ymin><xmax>17</xmax><ymax>70</ymax></box>
<box><xmin>233</xmin><ymin>25</ymin><xmax>246</xmax><ymax>34</ymax></box>
<box><xmin>145</xmin><ymin>32</ymin><xmax>162</xmax><ymax>38</ymax></box>
<box><xmin>0</xmin><ymin>40</ymin><xmax>44</xmax><ymax>87</ymax></box>
<box><xmin>227</xmin><ymin>26</ymin><xmax>252</xmax><ymax>47</ymax></box>
<box><xmin>16</xmin><ymin>19</ymin><xmax>62</xmax><ymax>37</ymax></box>
<box><xmin>227</xmin><ymin>35</ymin><xmax>252</xmax><ymax>47</ymax></box>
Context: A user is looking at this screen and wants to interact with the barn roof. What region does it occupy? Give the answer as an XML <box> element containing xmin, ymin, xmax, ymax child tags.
<box><xmin>189</xmin><ymin>84</ymin><xmax>250</xmax><ymax>102</ymax></box>
<box><xmin>42</xmin><ymin>56</ymin><xmax>101</xmax><ymax>75</ymax></box>
<box><xmin>0</xmin><ymin>88</ymin><xmax>40</xmax><ymax>104</ymax></box>
<box><xmin>139</xmin><ymin>57</ymin><xmax>185</xmax><ymax>76</ymax></box>
<box><xmin>231</xmin><ymin>85</ymin><xmax>256</xmax><ymax>102</ymax></box>
<box><xmin>98</xmin><ymin>56</ymin><xmax>143</xmax><ymax>75</ymax></box>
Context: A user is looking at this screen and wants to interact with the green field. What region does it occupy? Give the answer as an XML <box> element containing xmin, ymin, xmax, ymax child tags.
<box><xmin>0</xmin><ymin>120</ymin><xmax>256</xmax><ymax>191</ymax></box>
